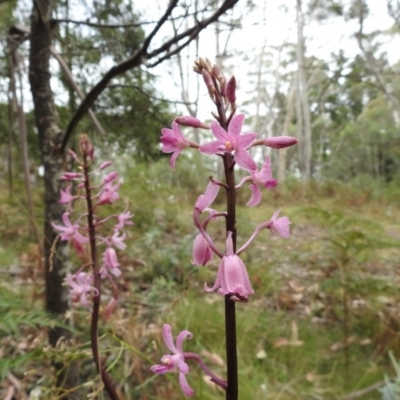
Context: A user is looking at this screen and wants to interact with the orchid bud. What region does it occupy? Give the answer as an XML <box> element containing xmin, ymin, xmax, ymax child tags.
<box><xmin>68</xmin><ymin>149</ymin><xmax>78</xmax><ymax>160</ymax></box>
<box><xmin>212</xmin><ymin>65</ymin><xmax>226</xmax><ymax>94</ymax></box>
<box><xmin>202</xmin><ymin>70</ymin><xmax>216</xmax><ymax>99</ymax></box>
<box><xmin>264</xmin><ymin>136</ymin><xmax>298</xmax><ymax>149</ymax></box>
<box><xmin>99</xmin><ymin>161</ymin><xmax>113</xmax><ymax>170</ymax></box>
<box><xmin>103</xmin><ymin>171</ymin><xmax>118</xmax><ymax>184</ymax></box>
<box><xmin>225</xmin><ymin>76</ymin><xmax>236</xmax><ymax>103</ymax></box>
<box><xmin>175</xmin><ymin>116</ymin><xmax>202</xmax><ymax>128</ymax></box>
<box><xmin>192</xmin><ymin>233</ymin><xmax>213</xmax><ymax>266</ymax></box>
<box><xmin>60</xmin><ymin>172</ymin><xmax>82</xmax><ymax>181</ymax></box>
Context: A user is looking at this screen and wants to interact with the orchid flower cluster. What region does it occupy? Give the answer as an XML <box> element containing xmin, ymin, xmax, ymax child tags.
<box><xmin>151</xmin><ymin>58</ymin><xmax>297</xmax><ymax>398</ymax></box>
<box><xmin>53</xmin><ymin>134</ymin><xmax>133</xmax><ymax>318</ymax></box>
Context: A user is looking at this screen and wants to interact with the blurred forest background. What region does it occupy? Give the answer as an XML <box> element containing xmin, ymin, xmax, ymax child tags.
<box><xmin>1</xmin><ymin>0</ymin><xmax>400</xmax><ymax>399</ymax></box>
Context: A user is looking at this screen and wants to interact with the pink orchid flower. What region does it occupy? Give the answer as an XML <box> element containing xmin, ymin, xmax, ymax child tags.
<box><xmin>110</xmin><ymin>231</ymin><xmax>127</xmax><ymax>250</ymax></box>
<box><xmin>151</xmin><ymin>324</ymin><xmax>194</xmax><ymax>397</ymax></box>
<box><xmin>52</xmin><ymin>212</ymin><xmax>89</xmax><ymax>253</ymax></box>
<box><xmin>115</xmin><ymin>210</ymin><xmax>134</xmax><ymax>231</ymax></box>
<box><xmin>161</xmin><ymin>122</ymin><xmax>190</xmax><ymax>170</ymax></box>
<box><xmin>192</xmin><ymin>233</ymin><xmax>213</xmax><ymax>266</ymax></box>
<box><xmin>101</xmin><ymin>247</ymin><xmax>121</xmax><ymax>277</ymax></box>
<box><xmin>98</xmin><ymin>180</ymin><xmax>120</xmax><ymax>205</ymax></box>
<box><xmin>58</xmin><ymin>186</ymin><xmax>75</xmax><ymax>206</ymax></box>
<box><xmin>267</xmin><ymin>209</ymin><xmax>290</xmax><ymax>238</ymax></box>
<box><xmin>199</xmin><ymin>114</ymin><xmax>257</xmax><ymax>171</ymax></box>
<box><xmin>247</xmin><ymin>157</ymin><xmax>277</xmax><ymax>206</ymax></box>
<box><xmin>205</xmin><ymin>232</ymin><xmax>254</xmax><ymax>300</ymax></box>
<box><xmin>66</xmin><ymin>272</ymin><xmax>98</xmax><ymax>307</ymax></box>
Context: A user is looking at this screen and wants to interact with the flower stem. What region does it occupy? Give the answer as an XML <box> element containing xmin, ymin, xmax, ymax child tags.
<box><xmin>184</xmin><ymin>352</ymin><xmax>227</xmax><ymax>390</ymax></box>
<box><xmin>214</xmin><ymin>72</ymin><xmax>239</xmax><ymax>399</ymax></box>
<box><xmin>223</xmin><ymin>152</ymin><xmax>238</xmax><ymax>400</ymax></box>
<box><xmin>82</xmin><ymin>149</ymin><xmax>119</xmax><ymax>400</ymax></box>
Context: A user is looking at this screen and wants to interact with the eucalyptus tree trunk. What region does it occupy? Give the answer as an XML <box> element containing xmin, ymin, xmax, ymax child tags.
<box><xmin>29</xmin><ymin>1</ymin><xmax>79</xmax><ymax>397</ymax></box>
<box><xmin>295</xmin><ymin>0</ymin><xmax>312</xmax><ymax>182</ymax></box>
<box><xmin>278</xmin><ymin>82</ymin><xmax>295</xmax><ymax>182</ymax></box>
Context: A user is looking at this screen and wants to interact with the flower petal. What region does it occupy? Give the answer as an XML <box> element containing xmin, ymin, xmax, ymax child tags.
<box><xmin>228</xmin><ymin>114</ymin><xmax>245</xmax><ymax>137</ymax></box>
<box><xmin>237</xmin><ymin>133</ymin><xmax>257</xmax><ymax>149</ymax></box>
<box><xmin>177</xmin><ymin>358</ymin><xmax>190</xmax><ymax>374</ymax></box>
<box><xmin>192</xmin><ymin>233</ymin><xmax>213</xmax><ymax>265</ymax></box>
<box><xmin>195</xmin><ymin>182</ymin><xmax>220</xmax><ymax>212</ymax></box>
<box><xmin>199</xmin><ymin>141</ymin><xmax>223</xmax><ymax>155</ymax></box>
<box><xmin>162</xmin><ymin>324</ymin><xmax>178</xmax><ymax>354</ymax></box>
<box><xmin>247</xmin><ymin>184</ymin><xmax>261</xmax><ymax>207</ymax></box>
<box><xmin>210</xmin><ymin>121</ymin><xmax>230</xmax><ymax>142</ymax></box>
<box><xmin>179</xmin><ymin>372</ymin><xmax>195</xmax><ymax>397</ymax></box>
<box><xmin>176</xmin><ymin>330</ymin><xmax>193</xmax><ymax>354</ymax></box>
<box><xmin>224</xmin><ymin>255</ymin><xmax>254</xmax><ymax>296</ymax></box>
<box><xmin>234</xmin><ymin>148</ymin><xmax>257</xmax><ymax>172</ymax></box>
<box><xmin>150</xmin><ymin>364</ymin><xmax>173</xmax><ymax>374</ymax></box>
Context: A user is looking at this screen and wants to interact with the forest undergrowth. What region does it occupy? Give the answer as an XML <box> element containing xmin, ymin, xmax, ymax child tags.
<box><xmin>1</xmin><ymin>160</ymin><xmax>400</xmax><ymax>399</ymax></box>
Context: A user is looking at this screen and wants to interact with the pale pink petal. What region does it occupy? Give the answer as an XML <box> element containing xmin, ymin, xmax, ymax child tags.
<box><xmin>204</xmin><ymin>266</ymin><xmax>222</xmax><ymax>293</ymax></box>
<box><xmin>255</xmin><ymin>158</ymin><xmax>273</xmax><ymax>182</ymax></box>
<box><xmin>228</xmin><ymin>114</ymin><xmax>245</xmax><ymax>137</ymax></box>
<box><xmin>199</xmin><ymin>141</ymin><xmax>222</xmax><ymax>155</ymax></box>
<box><xmin>271</xmin><ymin>216</ymin><xmax>290</xmax><ymax>238</ymax></box>
<box><xmin>210</xmin><ymin>121</ymin><xmax>230</xmax><ymax>142</ymax></box>
<box><xmin>247</xmin><ymin>184</ymin><xmax>261</xmax><ymax>207</ymax></box>
<box><xmin>224</xmin><ymin>256</ymin><xmax>254</xmax><ymax>296</ymax></box>
<box><xmin>234</xmin><ymin>148</ymin><xmax>257</xmax><ymax>172</ymax></box>
<box><xmin>103</xmin><ymin>171</ymin><xmax>118</xmax><ymax>184</ymax></box>
<box><xmin>59</xmin><ymin>186</ymin><xmax>74</xmax><ymax>205</ymax></box>
<box><xmin>160</xmin><ymin>128</ymin><xmax>178</xmax><ymax>153</ymax></box>
<box><xmin>195</xmin><ymin>181</ymin><xmax>220</xmax><ymax>211</ymax></box>
<box><xmin>162</xmin><ymin>324</ymin><xmax>178</xmax><ymax>354</ymax></box>
<box><xmin>177</xmin><ymin>359</ymin><xmax>190</xmax><ymax>374</ymax></box>
<box><xmin>179</xmin><ymin>372</ymin><xmax>195</xmax><ymax>397</ymax></box>
<box><xmin>150</xmin><ymin>364</ymin><xmax>173</xmax><ymax>374</ymax></box>
<box><xmin>169</xmin><ymin>148</ymin><xmax>182</xmax><ymax>170</ymax></box>
<box><xmin>237</xmin><ymin>133</ymin><xmax>257</xmax><ymax>149</ymax></box>
<box><xmin>265</xmin><ymin>179</ymin><xmax>277</xmax><ymax>189</ymax></box>
<box><xmin>192</xmin><ymin>234</ymin><xmax>213</xmax><ymax>265</ymax></box>
<box><xmin>176</xmin><ymin>330</ymin><xmax>193</xmax><ymax>354</ymax></box>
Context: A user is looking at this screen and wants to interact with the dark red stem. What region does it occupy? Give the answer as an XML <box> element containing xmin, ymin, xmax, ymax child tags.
<box><xmin>82</xmin><ymin>153</ymin><xmax>119</xmax><ymax>400</ymax></box>
<box><xmin>214</xmin><ymin>83</ymin><xmax>239</xmax><ymax>400</ymax></box>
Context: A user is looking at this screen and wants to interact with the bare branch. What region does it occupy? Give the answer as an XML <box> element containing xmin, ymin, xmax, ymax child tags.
<box><xmin>51</xmin><ymin>19</ymin><xmax>147</xmax><ymax>29</ymax></box>
<box><xmin>141</xmin><ymin>0</ymin><xmax>179</xmax><ymax>55</ymax></box>
<box><xmin>61</xmin><ymin>0</ymin><xmax>238</xmax><ymax>151</ymax></box>
<box><xmin>50</xmin><ymin>46</ymin><xmax>106</xmax><ymax>138</ymax></box>
<box><xmin>51</xmin><ymin>6</ymin><xmax>210</xmax><ymax>29</ymax></box>
<box><xmin>107</xmin><ymin>83</ymin><xmax>196</xmax><ymax>105</ymax></box>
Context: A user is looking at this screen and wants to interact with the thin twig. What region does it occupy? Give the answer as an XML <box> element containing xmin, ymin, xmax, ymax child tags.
<box><xmin>61</xmin><ymin>0</ymin><xmax>238</xmax><ymax>151</ymax></box>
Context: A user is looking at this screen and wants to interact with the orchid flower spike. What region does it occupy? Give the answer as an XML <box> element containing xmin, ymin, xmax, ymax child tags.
<box><xmin>151</xmin><ymin>324</ymin><xmax>195</xmax><ymax>397</ymax></box>
<box><xmin>199</xmin><ymin>114</ymin><xmax>257</xmax><ymax>172</ymax></box>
